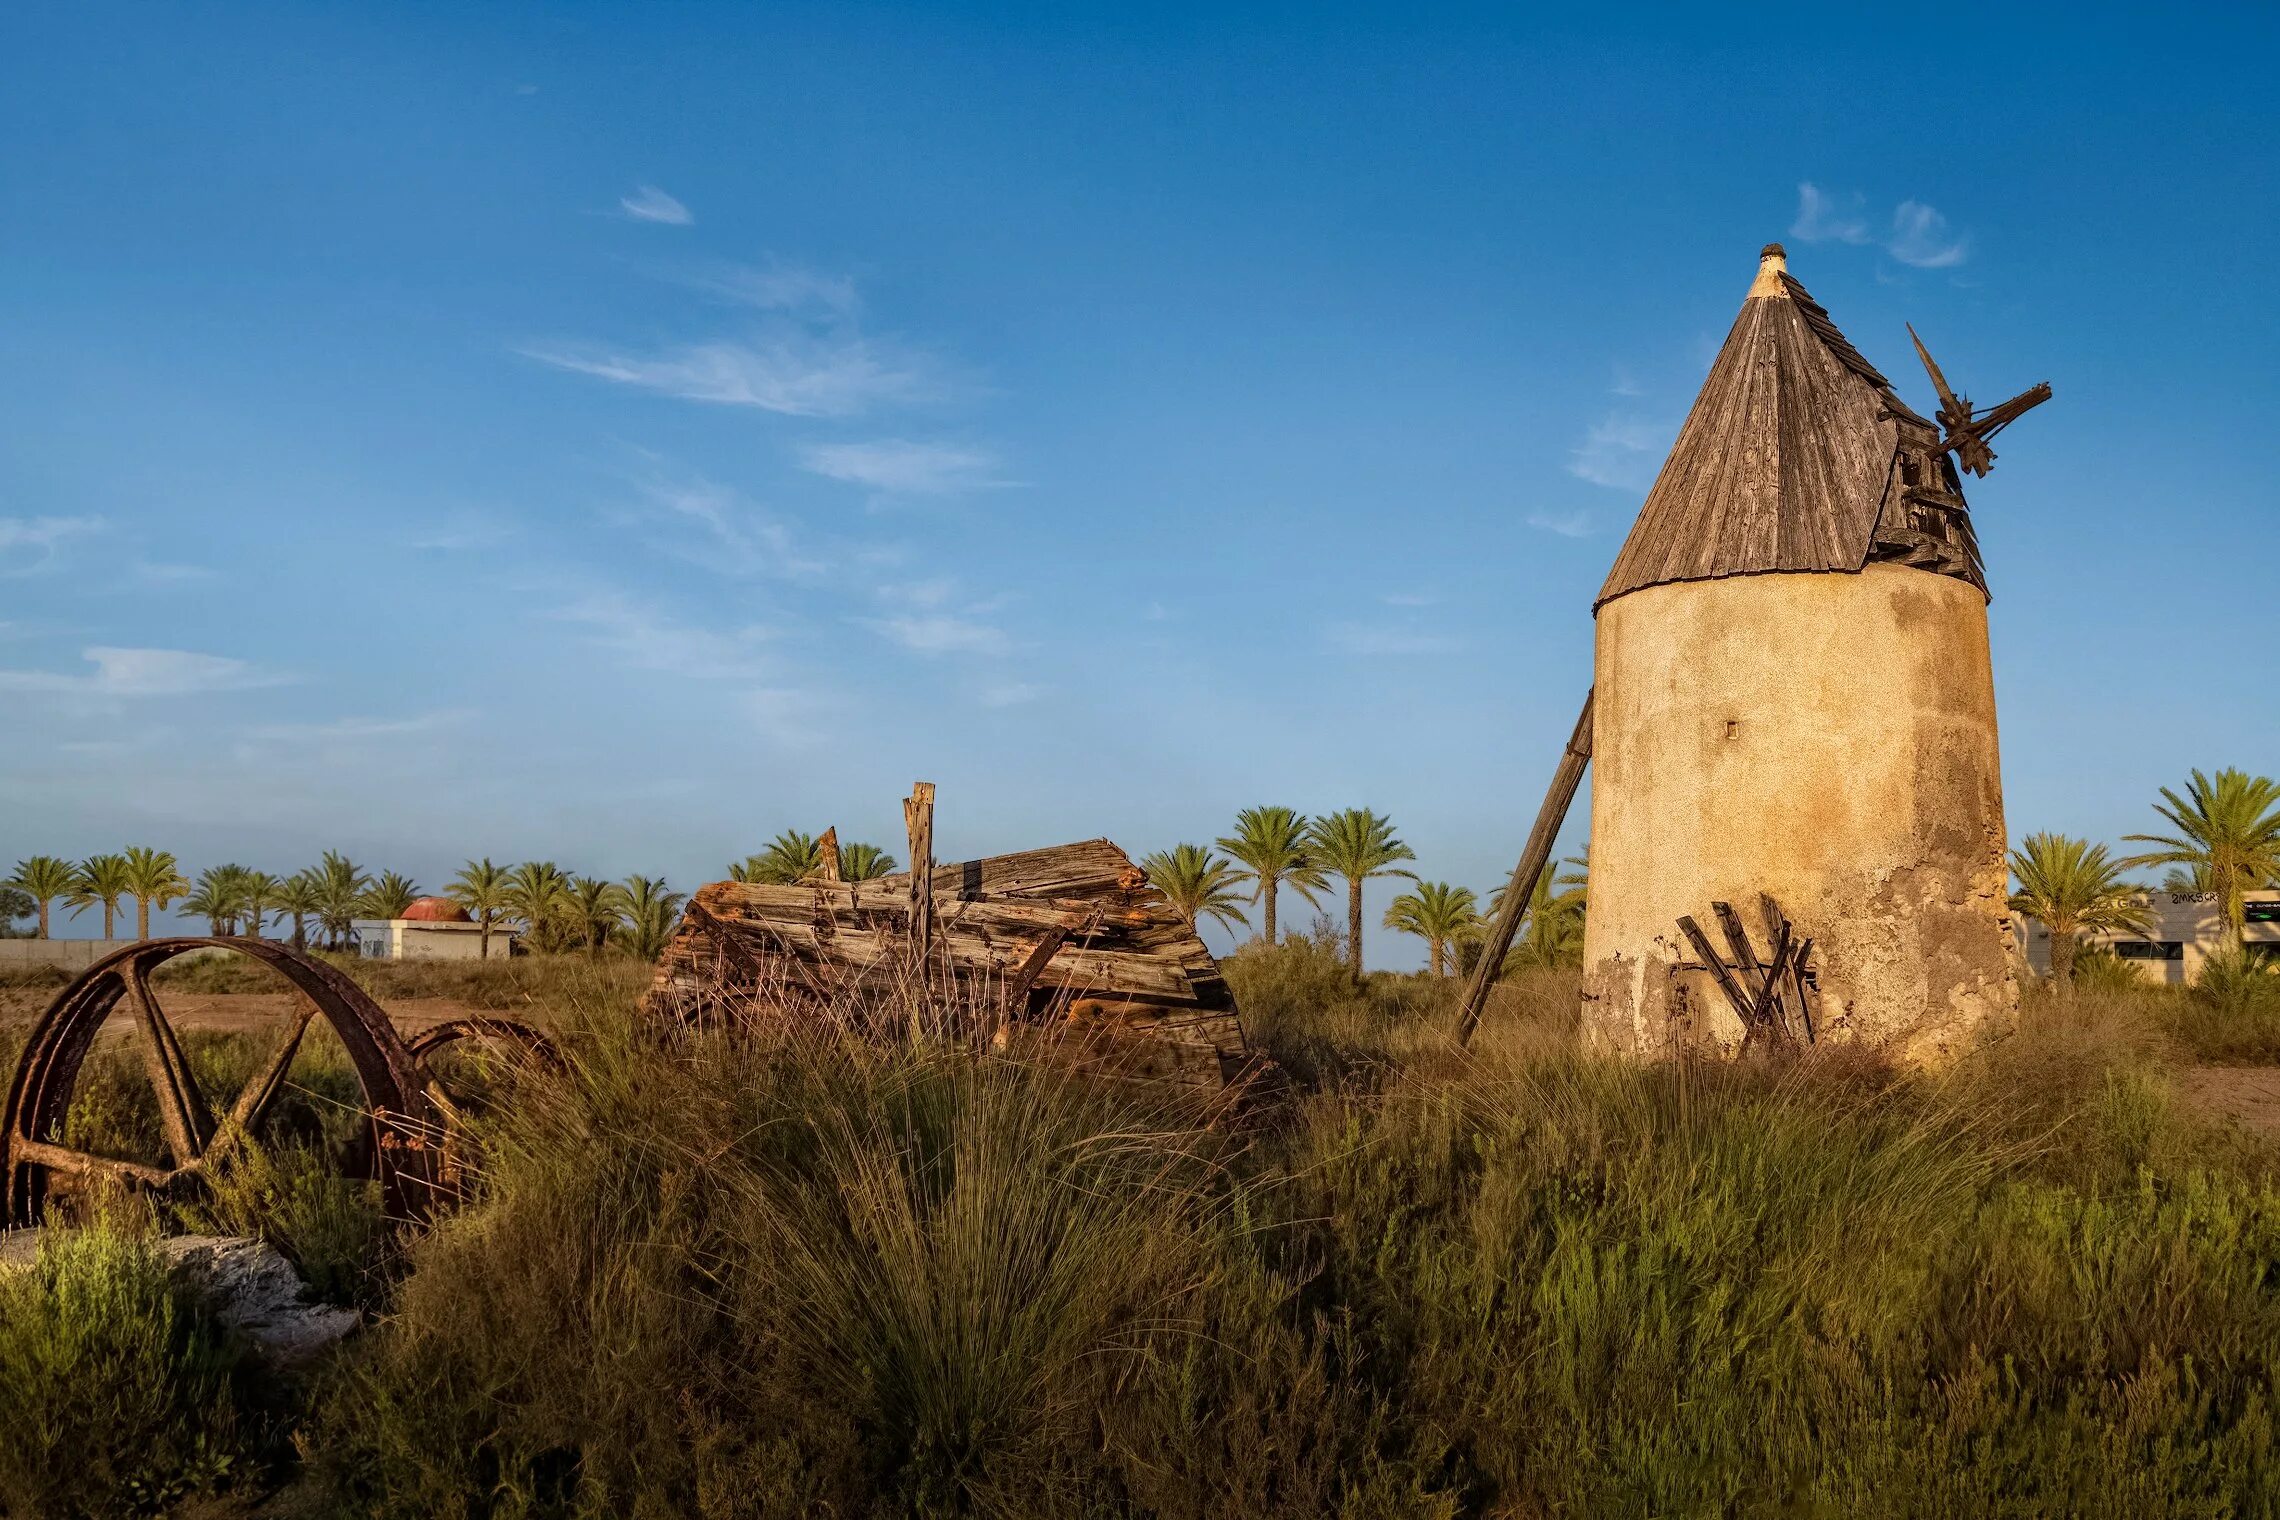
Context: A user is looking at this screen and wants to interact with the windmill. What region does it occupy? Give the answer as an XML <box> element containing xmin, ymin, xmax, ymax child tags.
<box><xmin>1907</xmin><ymin>324</ymin><xmax>2052</xmax><ymax>478</ymax></box>
<box><xmin>1456</xmin><ymin>244</ymin><xmax>2055</xmax><ymax>1061</ymax></box>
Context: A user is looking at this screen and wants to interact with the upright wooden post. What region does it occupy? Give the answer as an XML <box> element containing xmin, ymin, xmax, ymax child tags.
<box><xmin>1455</xmin><ymin>689</ymin><xmax>1595</xmax><ymax>1048</ymax></box>
<box><xmin>815</xmin><ymin>826</ymin><xmax>844</xmax><ymax>883</ymax></box>
<box><xmin>904</xmin><ymin>783</ymin><xmax>936</xmax><ymax>980</ymax></box>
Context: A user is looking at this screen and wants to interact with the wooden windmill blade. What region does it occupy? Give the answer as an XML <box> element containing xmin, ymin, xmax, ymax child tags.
<box><xmin>1907</xmin><ymin>323</ymin><xmax>1968</xmax><ymax>428</ymax></box>
<box><xmin>1907</xmin><ymin>322</ymin><xmax>2052</xmax><ymax>477</ymax></box>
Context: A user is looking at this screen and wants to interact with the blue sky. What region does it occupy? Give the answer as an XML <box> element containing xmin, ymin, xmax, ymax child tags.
<box><xmin>3</xmin><ymin>3</ymin><xmax>2275</xmax><ymax>959</ymax></box>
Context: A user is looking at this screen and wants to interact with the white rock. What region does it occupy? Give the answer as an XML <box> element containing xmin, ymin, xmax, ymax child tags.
<box><xmin>0</xmin><ymin>1228</ymin><xmax>361</xmax><ymax>1363</ymax></box>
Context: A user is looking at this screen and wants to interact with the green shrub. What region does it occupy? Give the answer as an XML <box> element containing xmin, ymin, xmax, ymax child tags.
<box><xmin>288</xmin><ymin>969</ymin><xmax>2280</xmax><ymax>1517</ymax></box>
<box><xmin>2164</xmin><ymin>951</ymin><xmax>2280</xmax><ymax>1063</ymax></box>
<box><xmin>185</xmin><ymin>1139</ymin><xmax>387</xmax><ymax>1309</ymax></box>
<box><xmin>0</xmin><ymin>1222</ymin><xmax>260</xmax><ymax>1517</ymax></box>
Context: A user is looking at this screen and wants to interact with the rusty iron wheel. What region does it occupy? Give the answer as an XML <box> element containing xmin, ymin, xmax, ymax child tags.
<box><xmin>403</xmin><ymin>1016</ymin><xmax>559</xmax><ymax>1201</ymax></box>
<box><xmin>0</xmin><ymin>938</ymin><xmax>443</xmax><ymax>1227</ymax></box>
<box><xmin>405</xmin><ymin>1016</ymin><xmax>559</xmax><ymax>1075</ymax></box>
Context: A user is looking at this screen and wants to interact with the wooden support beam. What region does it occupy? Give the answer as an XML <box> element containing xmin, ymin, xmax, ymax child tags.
<box><xmin>904</xmin><ymin>782</ymin><xmax>936</xmax><ymax>984</ymax></box>
<box><xmin>1758</xmin><ymin>895</ymin><xmax>1807</xmax><ymax>1044</ymax></box>
<box><xmin>1677</xmin><ymin>914</ymin><xmax>1757</xmax><ymax>1023</ymax></box>
<box><xmin>1455</xmin><ymin>688</ymin><xmax>1595</xmax><ymax>1048</ymax></box>
<box><xmin>1791</xmin><ymin>939</ymin><xmax>1819</xmax><ymax>1044</ymax></box>
<box><xmin>1745</xmin><ymin>915</ymin><xmax>1794</xmax><ymax>1046</ymax></box>
<box><xmin>815</xmin><ymin>826</ymin><xmax>844</xmax><ymax>883</ymax></box>
<box><xmin>1711</xmin><ymin>902</ymin><xmax>1765</xmax><ymax>996</ymax></box>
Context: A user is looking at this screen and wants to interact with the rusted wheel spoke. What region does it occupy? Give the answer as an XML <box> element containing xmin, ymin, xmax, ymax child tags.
<box><xmin>205</xmin><ymin>994</ymin><xmax>320</xmax><ymax>1166</ymax></box>
<box><xmin>5</xmin><ymin>935</ymin><xmax>444</xmax><ymax>1228</ymax></box>
<box><xmin>126</xmin><ymin>955</ymin><xmax>216</xmax><ymax>1167</ymax></box>
<box><xmin>11</xmin><ymin>1137</ymin><xmax>178</xmax><ymax>1190</ymax></box>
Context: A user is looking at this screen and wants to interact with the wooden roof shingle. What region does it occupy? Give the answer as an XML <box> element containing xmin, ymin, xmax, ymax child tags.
<box><xmin>1595</xmin><ymin>246</ymin><xmax>1947</xmax><ymax>610</ymax></box>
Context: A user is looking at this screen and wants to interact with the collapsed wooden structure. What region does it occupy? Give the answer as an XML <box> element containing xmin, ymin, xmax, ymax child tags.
<box><xmin>1674</xmin><ymin>895</ymin><xmax>1821</xmax><ymax>1053</ymax></box>
<box><xmin>641</xmin><ymin>784</ymin><xmax>1252</xmax><ymax>1088</ymax></box>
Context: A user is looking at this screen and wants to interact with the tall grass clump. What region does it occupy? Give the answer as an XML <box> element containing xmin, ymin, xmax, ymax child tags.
<box><xmin>307</xmin><ymin>986</ymin><xmax>1365</xmax><ymax>1517</ymax></box>
<box><xmin>281</xmin><ymin>946</ymin><xmax>2280</xmax><ymax>1515</ymax></box>
<box><xmin>2165</xmin><ymin>950</ymin><xmax>2280</xmax><ymax>1063</ymax></box>
<box><xmin>0</xmin><ymin>1219</ymin><xmax>262</xmax><ymax>1517</ymax></box>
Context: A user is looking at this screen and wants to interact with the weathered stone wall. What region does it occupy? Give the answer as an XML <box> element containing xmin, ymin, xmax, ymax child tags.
<box><xmin>1581</xmin><ymin>563</ymin><xmax>2015</xmax><ymax>1063</ymax></box>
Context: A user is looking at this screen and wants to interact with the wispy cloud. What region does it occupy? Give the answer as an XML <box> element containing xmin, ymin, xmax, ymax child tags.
<box><xmin>875</xmin><ymin>577</ymin><xmax>960</xmax><ymax>609</ymax></box>
<box><xmin>980</xmin><ymin>682</ymin><xmax>1043</xmax><ymax>708</ymax></box>
<box><xmin>0</xmin><ymin>646</ymin><xmax>288</xmax><ymax>698</ymax></box>
<box><xmin>523</xmin><ymin>336</ymin><xmax>943</xmax><ymax>417</ymax></box>
<box><xmin>1885</xmin><ymin>200</ymin><xmax>1970</xmax><ymax>269</ymax></box>
<box><xmin>619</xmin><ymin>185</ymin><xmax>693</xmax><ymax>226</ymax></box>
<box><xmin>1324</xmin><ymin>622</ymin><xmax>1464</xmax><ymax>656</ymax></box>
<box><xmin>1567</xmin><ymin>413</ymin><xmax>1671</xmax><ymax>492</ymax></box>
<box><xmin>548</xmin><ymin>593</ymin><xmax>776</xmax><ymax>680</ymax></box>
<box><xmin>1791</xmin><ymin>183</ymin><xmax>1969</xmax><ymax>269</ymax></box>
<box><xmin>1527</xmin><ymin>508</ymin><xmax>1596</xmax><ymax>538</ymax></box>
<box><xmin>0</xmin><ymin>516</ymin><xmax>102</xmax><ymax>575</ymax></box>
<box><xmin>130</xmin><ymin>560</ymin><xmax>213</xmax><ymax>584</ymax></box>
<box><xmin>858</xmin><ymin>613</ymin><xmax>1011</xmax><ymax>657</ymax></box>
<box><xmin>625</xmin><ymin>474</ymin><xmax>827</xmax><ymax>578</ymax></box>
<box><xmin>407</xmin><ymin>521</ymin><xmax>512</xmax><ymax>553</ymax></box>
<box><xmin>242</xmin><ymin>711</ymin><xmax>466</xmax><ymax>744</ymax></box>
<box><xmin>1610</xmin><ymin>364</ymin><xmax>1645</xmax><ymax>399</ymax></box>
<box><xmin>798</xmin><ymin>438</ymin><xmax>1007</xmax><ymax>496</ymax></box>
<box><xmin>230</xmin><ymin>710</ymin><xmax>467</xmax><ymax>765</ymax></box>
<box><xmin>743</xmin><ymin>686</ymin><xmax>837</xmax><ymax>746</ymax></box>
<box><xmin>691</xmin><ymin>259</ymin><xmax>860</xmax><ymax>319</ymax></box>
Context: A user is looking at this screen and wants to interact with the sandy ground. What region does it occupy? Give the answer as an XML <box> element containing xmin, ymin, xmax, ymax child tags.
<box><xmin>2180</xmin><ymin>1066</ymin><xmax>2280</xmax><ymax>1137</ymax></box>
<box><xmin>0</xmin><ymin>988</ymin><xmax>497</xmax><ymax>1039</ymax></box>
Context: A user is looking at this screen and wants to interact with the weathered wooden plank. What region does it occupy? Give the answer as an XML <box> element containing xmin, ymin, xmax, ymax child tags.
<box><xmin>1677</xmin><ymin>915</ymin><xmax>1757</xmax><ymax>1023</ymax></box>
<box><xmin>1455</xmin><ymin>689</ymin><xmax>1595</xmax><ymax>1046</ymax></box>
<box><xmin>905</xmin><ymin>783</ymin><xmax>936</xmax><ymax>978</ymax></box>
<box><xmin>1596</xmin><ymin>253</ymin><xmax>1955</xmax><ymax>610</ymax></box>
<box><xmin>640</xmin><ymin>826</ymin><xmax>1249</xmax><ymax>1086</ymax></box>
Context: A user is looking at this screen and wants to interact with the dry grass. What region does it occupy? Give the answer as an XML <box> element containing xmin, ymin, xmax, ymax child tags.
<box><xmin>9</xmin><ymin>947</ymin><xmax>2280</xmax><ymax>1515</ymax></box>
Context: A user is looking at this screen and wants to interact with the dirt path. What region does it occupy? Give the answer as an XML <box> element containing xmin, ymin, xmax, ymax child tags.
<box><xmin>2181</xmin><ymin>1067</ymin><xmax>2280</xmax><ymax>1137</ymax></box>
<box><xmin>0</xmin><ymin>988</ymin><xmax>499</xmax><ymax>1038</ymax></box>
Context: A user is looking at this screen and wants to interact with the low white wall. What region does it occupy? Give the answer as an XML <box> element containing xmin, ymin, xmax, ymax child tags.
<box><xmin>0</xmin><ymin>939</ymin><xmax>232</xmax><ymax>972</ymax></box>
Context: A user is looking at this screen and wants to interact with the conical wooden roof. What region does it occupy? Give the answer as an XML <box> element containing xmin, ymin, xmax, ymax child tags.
<box><xmin>1595</xmin><ymin>245</ymin><xmax>1964</xmax><ymax>610</ymax></box>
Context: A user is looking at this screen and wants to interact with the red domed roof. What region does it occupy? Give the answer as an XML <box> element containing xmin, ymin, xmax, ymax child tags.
<box><xmin>401</xmin><ymin>896</ymin><xmax>472</xmax><ymax>923</ymax></box>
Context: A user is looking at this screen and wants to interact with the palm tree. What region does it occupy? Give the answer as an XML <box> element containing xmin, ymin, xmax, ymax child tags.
<box><xmin>1382</xmin><ymin>881</ymin><xmax>1481</xmax><ymax>977</ymax></box>
<box><xmin>731</xmin><ymin>830</ymin><xmax>827</xmax><ymax>885</ymax></box>
<box><xmin>2123</xmin><ymin>769</ymin><xmax>2280</xmax><ymax>953</ymax></box>
<box><xmin>505</xmin><ymin>861</ymin><xmax>571</xmax><ymax>953</ymax></box>
<box><xmin>7</xmin><ymin>856</ymin><xmax>78</xmax><ymax>939</ymax></box>
<box><xmin>273</xmin><ymin>871</ymin><xmax>323</xmax><ymax>950</ymax></box>
<box><xmin>621</xmin><ymin>875</ymin><xmax>687</xmax><ymax>962</ymax></box>
<box><xmin>566</xmin><ymin>876</ymin><xmax>629</xmax><ymax>956</ymax></box>
<box><xmin>69</xmin><ymin>854</ymin><xmax>133</xmax><ymax>940</ymax></box>
<box><xmin>2162</xmin><ymin>864</ymin><xmax>2216</xmax><ymax>893</ymax></box>
<box><xmin>1139</xmin><ymin>844</ymin><xmax>1252</xmax><ymax>936</ymax></box>
<box><xmin>1494</xmin><ymin>857</ymin><xmax>1590</xmax><ymax>972</ymax></box>
<box><xmin>448</xmin><ymin>858</ymin><xmax>513</xmax><ymax>960</ymax></box>
<box><xmin>308</xmin><ymin>851</ymin><xmax>372</xmax><ymax>950</ymax></box>
<box><xmin>2010</xmin><ymin>832</ymin><xmax>2156</xmax><ymax>992</ymax></box>
<box><xmin>238</xmin><ymin>870</ymin><xmax>279</xmax><ymax>939</ymax></box>
<box><xmin>1304</xmin><ymin>809</ymin><xmax>1416</xmax><ymax>978</ymax></box>
<box><xmin>183</xmin><ymin>866</ymin><xmax>244</xmax><ymax>936</ymax></box>
<box><xmin>118</xmin><ymin>846</ymin><xmax>189</xmax><ymax>940</ymax></box>
<box><xmin>360</xmin><ymin>870</ymin><xmax>421</xmax><ymax>921</ymax></box>
<box><xmin>1216</xmin><ymin>805</ymin><xmax>1327</xmax><ymax>946</ymax></box>
<box><xmin>839</xmin><ymin>842</ymin><xmax>898</xmax><ymax>881</ymax></box>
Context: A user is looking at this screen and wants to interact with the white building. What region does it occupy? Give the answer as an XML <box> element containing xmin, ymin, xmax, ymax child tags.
<box><xmin>2018</xmin><ymin>890</ymin><xmax>2280</xmax><ymax>987</ymax></box>
<box><xmin>350</xmin><ymin>897</ymin><xmax>508</xmax><ymax>961</ymax></box>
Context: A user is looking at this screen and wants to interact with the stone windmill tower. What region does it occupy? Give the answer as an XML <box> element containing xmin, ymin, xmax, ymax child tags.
<box><xmin>1569</xmin><ymin>243</ymin><xmax>2049</xmax><ymax>1061</ymax></box>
